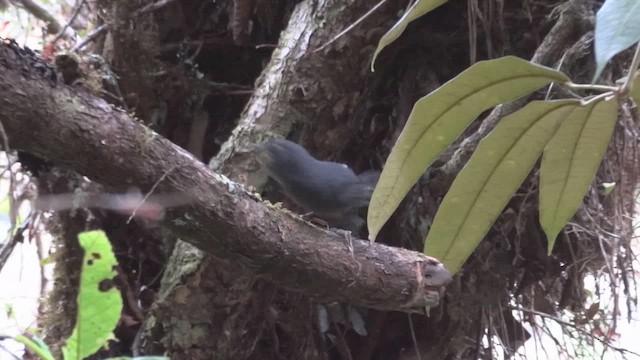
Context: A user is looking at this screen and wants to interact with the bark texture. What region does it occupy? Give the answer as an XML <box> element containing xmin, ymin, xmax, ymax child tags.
<box><xmin>0</xmin><ymin>40</ymin><xmax>450</xmax><ymax>312</ymax></box>
<box><xmin>2</xmin><ymin>0</ymin><xmax>638</xmax><ymax>358</ymax></box>
<box><xmin>145</xmin><ymin>0</ymin><xmax>410</xmax><ymax>358</ymax></box>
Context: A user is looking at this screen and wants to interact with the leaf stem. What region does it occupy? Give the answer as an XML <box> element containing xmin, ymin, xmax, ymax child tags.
<box><xmin>621</xmin><ymin>42</ymin><xmax>640</xmax><ymax>96</ymax></box>
<box><xmin>565</xmin><ymin>82</ymin><xmax>618</xmax><ymax>92</ymax></box>
<box><xmin>581</xmin><ymin>91</ymin><xmax>616</xmax><ymax>104</ymax></box>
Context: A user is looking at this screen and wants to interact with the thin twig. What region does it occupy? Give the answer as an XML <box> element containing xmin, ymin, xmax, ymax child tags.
<box><xmin>407</xmin><ymin>313</ymin><xmax>422</xmax><ymax>360</ymax></box>
<box><xmin>312</xmin><ymin>0</ymin><xmax>388</xmax><ymax>53</ymax></box>
<box><xmin>0</xmin><ymin>343</ymin><xmax>21</xmax><ymax>360</ymax></box>
<box><xmin>126</xmin><ymin>165</ymin><xmax>177</xmax><ymax>223</ymax></box>
<box><xmin>73</xmin><ymin>0</ymin><xmax>178</xmax><ymax>52</ymax></box>
<box><xmin>508</xmin><ymin>306</ymin><xmax>640</xmax><ymax>357</ymax></box>
<box><xmin>132</xmin><ymin>0</ymin><xmax>177</xmax><ymax>16</ymax></box>
<box><xmin>328</xmin><ymin>309</ymin><xmax>354</xmax><ymax>360</ymax></box>
<box><xmin>71</xmin><ymin>24</ymin><xmax>107</xmax><ymax>52</ymax></box>
<box><xmin>51</xmin><ymin>0</ymin><xmax>86</xmax><ymax>44</ymax></box>
<box><xmin>0</xmin><ymin>234</ymin><xmax>18</xmax><ymax>274</ymax></box>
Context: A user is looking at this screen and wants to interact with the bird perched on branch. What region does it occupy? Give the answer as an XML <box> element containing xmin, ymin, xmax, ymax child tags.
<box><xmin>257</xmin><ymin>138</ymin><xmax>379</xmax><ymax>234</ymax></box>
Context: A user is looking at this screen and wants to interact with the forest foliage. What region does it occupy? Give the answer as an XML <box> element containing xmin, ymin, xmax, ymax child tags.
<box><xmin>369</xmin><ymin>0</ymin><xmax>640</xmax><ymax>274</ymax></box>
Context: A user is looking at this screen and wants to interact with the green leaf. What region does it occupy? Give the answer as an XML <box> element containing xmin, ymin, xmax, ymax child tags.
<box><xmin>424</xmin><ymin>100</ymin><xmax>579</xmax><ymax>274</ymax></box>
<box><xmin>28</xmin><ymin>334</ymin><xmax>51</xmax><ymax>354</ymax></box>
<box><xmin>594</xmin><ymin>0</ymin><xmax>640</xmax><ymax>81</ymax></box>
<box><xmin>62</xmin><ymin>230</ymin><xmax>123</xmax><ymax>360</ymax></box>
<box><xmin>13</xmin><ymin>334</ymin><xmax>54</xmax><ymax>360</ymax></box>
<box><xmin>367</xmin><ymin>56</ymin><xmax>570</xmax><ymax>240</ymax></box>
<box><xmin>539</xmin><ymin>96</ymin><xmax>619</xmax><ymax>253</ymax></box>
<box><xmin>629</xmin><ymin>72</ymin><xmax>640</xmax><ymax>105</ymax></box>
<box><xmin>105</xmin><ymin>357</ymin><xmax>170</xmax><ymax>360</ymax></box>
<box><xmin>371</xmin><ymin>0</ymin><xmax>448</xmax><ymax>71</ymax></box>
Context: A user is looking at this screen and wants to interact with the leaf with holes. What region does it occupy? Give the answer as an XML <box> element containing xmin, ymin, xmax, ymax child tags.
<box><xmin>424</xmin><ymin>100</ymin><xmax>579</xmax><ymax>274</ymax></box>
<box><xmin>539</xmin><ymin>96</ymin><xmax>619</xmax><ymax>253</ymax></box>
<box><xmin>62</xmin><ymin>230</ymin><xmax>123</xmax><ymax>360</ymax></box>
<box><xmin>367</xmin><ymin>56</ymin><xmax>569</xmax><ymax>241</ymax></box>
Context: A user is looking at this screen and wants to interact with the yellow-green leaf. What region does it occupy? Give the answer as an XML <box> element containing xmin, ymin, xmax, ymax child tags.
<box><xmin>62</xmin><ymin>230</ymin><xmax>123</xmax><ymax>360</ymax></box>
<box><xmin>539</xmin><ymin>96</ymin><xmax>619</xmax><ymax>253</ymax></box>
<box><xmin>629</xmin><ymin>72</ymin><xmax>640</xmax><ymax>105</ymax></box>
<box><xmin>371</xmin><ymin>0</ymin><xmax>448</xmax><ymax>70</ymax></box>
<box><xmin>367</xmin><ymin>57</ymin><xmax>570</xmax><ymax>241</ymax></box>
<box><xmin>424</xmin><ymin>100</ymin><xmax>579</xmax><ymax>274</ymax></box>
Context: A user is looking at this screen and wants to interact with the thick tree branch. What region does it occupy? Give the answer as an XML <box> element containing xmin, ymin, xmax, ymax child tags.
<box><xmin>0</xmin><ymin>41</ymin><xmax>451</xmax><ymax>312</ymax></box>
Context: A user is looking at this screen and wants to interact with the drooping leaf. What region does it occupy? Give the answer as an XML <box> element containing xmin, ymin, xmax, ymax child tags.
<box><xmin>539</xmin><ymin>96</ymin><xmax>619</xmax><ymax>253</ymax></box>
<box><xmin>62</xmin><ymin>230</ymin><xmax>123</xmax><ymax>360</ymax></box>
<box><xmin>594</xmin><ymin>0</ymin><xmax>640</xmax><ymax>81</ymax></box>
<box><xmin>371</xmin><ymin>0</ymin><xmax>448</xmax><ymax>71</ymax></box>
<box><xmin>424</xmin><ymin>100</ymin><xmax>579</xmax><ymax>274</ymax></box>
<box><xmin>367</xmin><ymin>57</ymin><xmax>570</xmax><ymax>240</ymax></box>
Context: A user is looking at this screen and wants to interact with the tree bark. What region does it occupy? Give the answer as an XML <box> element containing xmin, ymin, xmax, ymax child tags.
<box><xmin>142</xmin><ymin>0</ymin><xmax>413</xmax><ymax>357</ymax></box>
<box><xmin>0</xmin><ymin>40</ymin><xmax>451</xmax><ymax>312</ymax></box>
<box><xmin>5</xmin><ymin>0</ymin><xmax>634</xmax><ymax>358</ymax></box>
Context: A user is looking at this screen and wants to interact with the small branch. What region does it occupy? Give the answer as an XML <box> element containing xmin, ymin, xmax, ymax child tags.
<box><xmin>16</xmin><ymin>0</ymin><xmax>62</xmax><ymax>34</ymax></box>
<box><xmin>131</xmin><ymin>0</ymin><xmax>178</xmax><ymax>16</ymax></box>
<box><xmin>0</xmin><ymin>230</ymin><xmax>18</xmax><ymax>274</ymax></box>
<box><xmin>51</xmin><ymin>0</ymin><xmax>86</xmax><ymax>44</ymax></box>
<box><xmin>0</xmin><ymin>342</ymin><xmax>21</xmax><ymax>360</ymax></box>
<box><xmin>509</xmin><ymin>306</ymin><xmax>640</xmax><ymax>357</ymax></box>
<box><xmin>407</xmin><ymin>314</ymin><xmax>422</xmax><ymax>360</ymax></box>
<box><xmin>71</xmin><ymin>24</ymin><xmax>107</xmax><ymax>52</ymax></box>
<box><xmin>565</xmin><ymin>82</ymin><xmax>618</xmax><ymax>93</ymax></box>
<box><xmin>312</xmin><ymin>0</ymin><xmax>389</xmax><ymax>53</ymax></box>
<box><xmin>126</xmin><ymin>165</ymin><xmax>177</xmax><ymax>223</ymax></box>
<box><xmin>72</xmin><ymin>0</ymin><xmax>178</xmax><ymax>52</ymax></box>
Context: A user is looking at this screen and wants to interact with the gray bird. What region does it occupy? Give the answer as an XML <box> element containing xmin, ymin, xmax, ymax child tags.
<box><xmin>257</xmin><ymin>139</ymin><xmax>379</xmax><ymax>234</ymax></box>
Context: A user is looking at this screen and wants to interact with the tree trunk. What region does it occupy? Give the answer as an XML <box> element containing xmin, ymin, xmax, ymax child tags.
<box><xmin>0</xmin><ymin>0</ymin><xmax>637</xmax><ymax>359</ymax></box>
